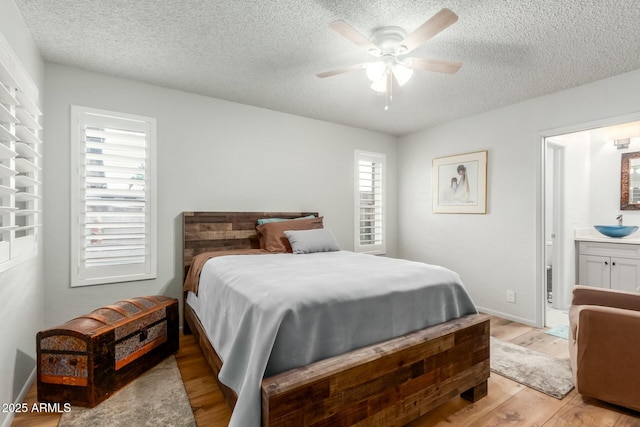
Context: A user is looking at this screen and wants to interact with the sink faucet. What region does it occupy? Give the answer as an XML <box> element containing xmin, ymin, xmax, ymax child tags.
<box><xmin>617</xmin><ymin>215</ymin><xmax>623</xmax><ymax>226</ymax></box>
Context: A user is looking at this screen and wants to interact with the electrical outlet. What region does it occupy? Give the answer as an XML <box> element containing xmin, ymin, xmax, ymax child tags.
<box><xmin>506</xmin><ymin>290</ymin><xmax>516</xmax><ymax>303</ymax></box>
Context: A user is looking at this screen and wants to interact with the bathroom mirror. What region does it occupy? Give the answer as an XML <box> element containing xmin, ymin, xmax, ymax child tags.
<box><xmin>621</xmin><ymin>151</ymin><xmax>640</xmax><ymax>209</ymax></box>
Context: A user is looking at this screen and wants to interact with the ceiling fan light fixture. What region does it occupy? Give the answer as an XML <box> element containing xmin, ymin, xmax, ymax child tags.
<box><xmin>392</xmin><ymin>64</ymin><xmax>413</xmax><ymax>86</ymax></box>
<box><xmin>370</xmin><ymin>74</ymin><xmax>388</xmax><ymax>93</ymax></box>
<box><xmin>321</xmin><ymin>8</ymin><xmax>461</xmax><ymax>110</ymax></box>
<box><xmin>366</xmin><ymin>62</ymin><xmax>386</xmax><ymax>82</ymax></box>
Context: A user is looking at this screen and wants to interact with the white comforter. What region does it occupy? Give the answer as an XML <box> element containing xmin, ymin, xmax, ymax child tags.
<box><xmin>186</xmin><ymin>250</ymin><xmax>476</xmax><ymax>427</ymax></box>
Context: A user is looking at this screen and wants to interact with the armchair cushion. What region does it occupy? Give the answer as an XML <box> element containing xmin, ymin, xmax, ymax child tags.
<box><xmin>569</xmin><ymin>285</ymin><xmax>640</xmax><ymax>411</ymax></box>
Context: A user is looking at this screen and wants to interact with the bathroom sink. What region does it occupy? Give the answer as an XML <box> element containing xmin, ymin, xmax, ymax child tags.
<box><xmin>594</xmin><ymin>225</ymin><xmax>639</xmax><ymax>238</ymax></box>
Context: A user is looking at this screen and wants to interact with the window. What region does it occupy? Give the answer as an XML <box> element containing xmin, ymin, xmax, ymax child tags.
<box><xmin>0</xmin><ymin>34</ymin><xmax>42</xmax><ymax>273</ymax></box>
<box><xmin>354</xmin><ymin>150</ymin><xmax>385</xmax><ymax>254</ymax></box>
<box><xmin>70</xmin><ymin>106</ymin><xmax>156</xmax><ymax>287</ymax></box>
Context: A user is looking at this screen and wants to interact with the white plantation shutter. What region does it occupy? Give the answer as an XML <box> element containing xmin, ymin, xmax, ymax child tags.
<box><xmin>0</xmin><ymin>33</ymin><xmax>42</xmax><ymax>273</ymax></box>
<box><xmin>71</xmin><ymin>106</ymin><xmax>156</xmax><ymax>286</ymax></box>
<box><xmin>354</xmin><ymin>150</ymin><xmax>386</xmax><ymax>254</ymax></box>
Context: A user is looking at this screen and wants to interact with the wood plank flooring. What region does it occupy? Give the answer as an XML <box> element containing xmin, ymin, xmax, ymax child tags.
<box><xmin>11</xmin><ymin>315</ymin><xmax>640</xmax><ymax>426</ymax></box>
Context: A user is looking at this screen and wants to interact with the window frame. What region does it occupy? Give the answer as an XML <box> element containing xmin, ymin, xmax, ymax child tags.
<box><xmin>70</xmin><ymin>105</ymin><xmax>157</xmax><ymax>287</ymax></box>
<box><xmin>0</xmin><ymin>32</ymin><xmax>42</xmax><ymax>274</ymax></box>
<box><xmin>354</xmin><ymin>149</ymin><xmax>386</xmax><ymax>255</ymax></box>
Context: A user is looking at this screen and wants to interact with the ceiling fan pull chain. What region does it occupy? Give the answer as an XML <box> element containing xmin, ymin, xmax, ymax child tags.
<box><xmin>384</xmin><ymin>85</ymin><xmax>389</xmax><ymax>111</ymax></box>
<box><xmin>384</xmin><ymin>71</ymin><xmax>392</xmax><ymax>111</ymax></box>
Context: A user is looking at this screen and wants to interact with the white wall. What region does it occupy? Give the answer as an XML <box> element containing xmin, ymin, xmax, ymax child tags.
<box><xmin>397</xmin><ymin>68</ymin><xmax>640</xmax><ymax>326</ymax></box>
<box><xmin>0</xmin><ymin>0</ymin><xmax>44</xmax><ymax>425</ymax></box>
<box><xmin>43</xmin><ymin>63</ymin><xmax>397</xmax><ymax>327</ymax></box>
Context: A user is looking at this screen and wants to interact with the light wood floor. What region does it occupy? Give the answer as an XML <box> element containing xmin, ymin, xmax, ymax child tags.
<box><xmin>12</xmin><ymin>315</ymin><xmax>640</xmax><ymax>426</ymax></box>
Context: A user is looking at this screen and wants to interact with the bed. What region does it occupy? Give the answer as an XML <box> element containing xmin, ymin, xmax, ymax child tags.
<box><xmin>182</xmin><ymin>211</ymin><xmax>489</xmax><ymax>427</ymax></box>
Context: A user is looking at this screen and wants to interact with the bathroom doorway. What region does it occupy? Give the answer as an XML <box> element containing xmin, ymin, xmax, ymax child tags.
<box><xmin>541</xmin><ymin>115</ymin><xmax>640</xmax><ymax>328</ymax></box>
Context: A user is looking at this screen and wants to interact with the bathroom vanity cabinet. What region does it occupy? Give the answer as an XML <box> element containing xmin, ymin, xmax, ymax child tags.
<box><xmin>577</xmin><ymin>241</ymin><xmax>640</xmax><ymax>292</ymax></box>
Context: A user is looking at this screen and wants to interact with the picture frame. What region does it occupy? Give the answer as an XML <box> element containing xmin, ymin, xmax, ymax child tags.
<box><xmin>432</xmin><ymin>150</ymin><xmax>487</xmax><ymax>214</ymax></box>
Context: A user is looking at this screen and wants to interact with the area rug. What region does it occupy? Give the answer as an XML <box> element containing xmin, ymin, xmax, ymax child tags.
<box><xmin>545</xmin><ymin>324</ymin><xmax>569</xmax><ymax>340</ymax></box>
<box><xmin>490</xmin><ymin>337</ymin><xmax>574</xmax><ymax>399</ymax></box>
<box><xmin>59</xmin><ymin>356</ymin><xmax>195</xmax><ymax>427</ymax></box>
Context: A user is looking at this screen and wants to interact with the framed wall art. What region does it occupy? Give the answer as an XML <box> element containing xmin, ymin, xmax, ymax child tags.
<box><xmin>432</xmin><ymin>150</ymin><xmax>487</xmax><ymax>214</ymax></box>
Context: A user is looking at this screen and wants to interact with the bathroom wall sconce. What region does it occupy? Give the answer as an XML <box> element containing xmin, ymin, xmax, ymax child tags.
<box><xmin>614</xmin><ymin>138</ymin><xmax>631</xmax><ymax>149</ymax></box>
<box><xmin>606</xmin><ymin>121</ymin><xmax>640</xmax><ymax>149</ymax></box>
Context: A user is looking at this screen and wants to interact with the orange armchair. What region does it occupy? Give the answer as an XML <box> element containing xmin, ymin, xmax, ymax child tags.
<box><xmin>569</xmin><ymin>285</ymin><xmax>640</xmax><ymax>411</ymax></box>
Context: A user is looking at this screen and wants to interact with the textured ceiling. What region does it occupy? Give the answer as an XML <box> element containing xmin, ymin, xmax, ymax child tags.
<box><xmin>13</xmin><ymin>0</ymin><xmax>640</xmax><ymax>136</ymax></box>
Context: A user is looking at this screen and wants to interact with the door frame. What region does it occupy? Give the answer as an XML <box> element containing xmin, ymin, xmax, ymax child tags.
<box><xmin>546</xmin><ymin>141</ymin><xmax>564</xmax><ymax>314</ymax></box>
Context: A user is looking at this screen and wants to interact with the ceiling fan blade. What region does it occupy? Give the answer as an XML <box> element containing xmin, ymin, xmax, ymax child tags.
<box><xmin>317</xmin><ymin>63</ymin><xmax>366</xmax><ymax>78</ymax></box>
<box><xmin>329</xmin><ymin>20</ymin><xmax>379</xmax><ymax>52</ymax></box>
<box><xmin>402</xmin><ymin>8</ymin><xmax>458</xmax><ymax>53</ymax></box>
<box><xmin>405</xmin><ymin>58</ymin><xmax>462</xmax><ymax>74</ymax></box>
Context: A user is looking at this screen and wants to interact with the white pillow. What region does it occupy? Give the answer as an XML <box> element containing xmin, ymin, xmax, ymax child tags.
<box><xmin>284</xmin><ymin>228</ymin><xmax>340</xmax><ymax>254</ymax></box>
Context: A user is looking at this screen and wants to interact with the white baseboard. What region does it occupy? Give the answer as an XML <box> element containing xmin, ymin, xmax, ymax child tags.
<box><xmin>476</xmin><ymin>306</ymin><xmax>537</xmax><ymax>327</ymax></box>
<box><xmin>1</xmin><ymin>367</ymin><xmax>36</xmax><ymax>427</ymax></box>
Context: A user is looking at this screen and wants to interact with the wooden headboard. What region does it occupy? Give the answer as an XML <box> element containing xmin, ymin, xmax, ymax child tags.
<box><xmin>182</xmin><ymin>211</ymin><xmax>318</xmax><ymax>278</ymax></box>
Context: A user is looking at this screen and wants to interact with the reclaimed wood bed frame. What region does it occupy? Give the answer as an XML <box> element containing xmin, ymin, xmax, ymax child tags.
<box><xmin>182</xmin><ymin>211</ymin><xmax>490</xmax><ymax>426</ymax></box>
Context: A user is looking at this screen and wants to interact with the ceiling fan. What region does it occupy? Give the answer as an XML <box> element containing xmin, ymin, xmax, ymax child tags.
<box><xmin>318</xmin><ymin>8</ymin><xmax>462</xmax><ymax>110</ymax></box>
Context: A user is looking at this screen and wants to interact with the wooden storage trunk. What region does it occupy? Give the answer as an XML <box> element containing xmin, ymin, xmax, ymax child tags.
<box><xmin>37</xmin><ymin>295</ymin><xmax>179</xmax><ymax>407</ymax></box>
